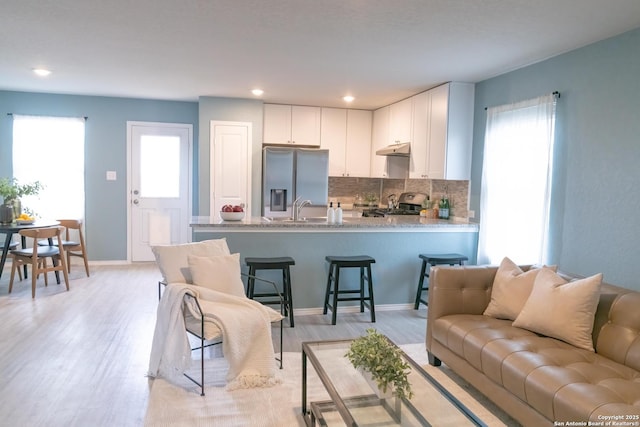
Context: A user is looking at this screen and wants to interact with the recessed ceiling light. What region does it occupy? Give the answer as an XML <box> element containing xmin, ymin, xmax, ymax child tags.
<box><xmin>32</xmin><ymin>68</ymin><xmax>52</xmax><ymax>77</ymax></box>
<box><xmin>343</xmin><ymin>95</ymin><xmax>355</xmax><ymax>103</ymax></box>
<box><xmin>251</xmin><ymin>88</ymin><xmax>264</xmax><ymax>96</ymax></box>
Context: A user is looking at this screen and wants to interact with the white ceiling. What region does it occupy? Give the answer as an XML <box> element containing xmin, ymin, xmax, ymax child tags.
<box><xmin>2</xmin><ymin>0</ymin><xmax>640</xmax><ymax>110</ymax></box>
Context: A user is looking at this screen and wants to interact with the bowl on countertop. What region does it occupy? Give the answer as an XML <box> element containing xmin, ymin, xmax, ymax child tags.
<box><xmin>220</xmin><ymin>211</ymin><xmax>245</xmax><ymax>221</ymax></box>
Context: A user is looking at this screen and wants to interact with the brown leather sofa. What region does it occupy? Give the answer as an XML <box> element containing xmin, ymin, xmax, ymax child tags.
<box><xmin>426</xmin><ymin>265</ymin><xmax>640</xmax><ymax>427</ymax></box>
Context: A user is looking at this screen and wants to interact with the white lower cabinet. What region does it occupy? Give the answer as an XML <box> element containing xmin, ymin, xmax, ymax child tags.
<box><xmin>321</xmin><ymin>108</ymin><xmax>372</xmax><ymax>177</ymax></box>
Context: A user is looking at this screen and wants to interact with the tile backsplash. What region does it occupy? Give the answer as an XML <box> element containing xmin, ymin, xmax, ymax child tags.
<box><xmin>329</xmin><ymin>177</ymin><xmax>470</xmax><ymax>218</ymax></box>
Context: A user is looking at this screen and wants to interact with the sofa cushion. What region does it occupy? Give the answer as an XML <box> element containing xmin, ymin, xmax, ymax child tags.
<box><xmin>431</xmin><ymin>314</ymin><xmax>538</xmax><ymax>372</ymax></box>
<box><xmin>483</xmin><ymin>257</ymin><xmax>549</xmax><ymax>321</ymax></box>
<box><xmin>547</xmin><ymin>367</ymin><xmax>640</xmax><ymax>422</ymax></box>
<box><xmin>513</xmin><ymin>269</ymin><xmax>602</xmax><ymax>351</ymax></box>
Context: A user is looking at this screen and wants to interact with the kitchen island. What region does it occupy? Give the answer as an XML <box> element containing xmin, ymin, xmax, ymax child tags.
<box><xmin>191</xmin><ymin>215</ymin><xmax>478</xmax><ymax>312</ymax></box>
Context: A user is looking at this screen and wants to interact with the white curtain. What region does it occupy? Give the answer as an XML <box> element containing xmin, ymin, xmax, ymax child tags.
<box><xmin>478</xmin><ymin>94</ymin><xmax>557</xmax><ymax>265</ymax></box>
<box><xmin>12</xmin><ymin>115</ymin><xmax>85</xmax><ymax>220</ymax></box>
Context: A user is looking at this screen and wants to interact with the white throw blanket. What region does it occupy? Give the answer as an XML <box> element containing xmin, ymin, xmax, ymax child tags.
<box><xmin>148</xmin><ymin>283</ymin><xmax>282</xmax><ymax>390</ymax></box>
<box><xmin>147</xmin><ymin>284</ymin><xmax>194</xmax><ymax>383</ymax></box>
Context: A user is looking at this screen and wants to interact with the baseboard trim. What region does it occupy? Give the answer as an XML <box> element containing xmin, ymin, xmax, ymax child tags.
<box><xmin>293</xmin><ymin>303</ymin><xmax>414</xmax><ymax>316</ymax></box>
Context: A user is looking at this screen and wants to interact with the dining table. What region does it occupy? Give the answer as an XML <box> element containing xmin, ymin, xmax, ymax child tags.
<box><xmin>0</xmin><ymin>220</ymin><xmax>61</xmax><ymax>281</ymax></box>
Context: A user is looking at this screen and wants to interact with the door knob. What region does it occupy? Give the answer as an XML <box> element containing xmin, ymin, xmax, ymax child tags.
<box><xmin>133</xmin><ymin>199</ymin><xmax>139</xmax><ymax>205</ymax></box>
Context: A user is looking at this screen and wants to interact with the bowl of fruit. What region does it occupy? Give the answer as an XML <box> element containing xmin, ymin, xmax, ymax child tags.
<box><xmin>220</xmin><ymin>204</ymin><xmax>245</xmax><ymax>221</ymax></box>
<box><xmin>16</xmin><ymin>213</ymin><xmax>35</xmax><ymax>225</ymax></box>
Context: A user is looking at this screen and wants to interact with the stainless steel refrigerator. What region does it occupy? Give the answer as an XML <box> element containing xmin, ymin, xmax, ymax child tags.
<box><xmin>262</xmin><ymin>147</ymin><xmax>329</xmax><ymax>217</ymax></box>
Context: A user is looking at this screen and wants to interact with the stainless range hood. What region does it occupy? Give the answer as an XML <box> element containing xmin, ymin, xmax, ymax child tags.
<box><xmin>376</xmin><ymin>142</ymin><xmax>410</xmax><ymax>156</ymax></box>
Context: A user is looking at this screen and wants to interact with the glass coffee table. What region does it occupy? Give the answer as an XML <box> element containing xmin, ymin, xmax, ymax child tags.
<box><xmin>302</xmin><ymin>338</ymin><xmax>486</xmax><ymax>426</ymax></box>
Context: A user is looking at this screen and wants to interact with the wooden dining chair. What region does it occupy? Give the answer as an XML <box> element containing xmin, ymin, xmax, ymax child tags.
<box><xmin>9</xmin><ymin>226</ymin><xmax>70</xmax><ymax>298</ymax></box>
<box><xmin>38</xmin><ymin>219</ymin><xmax>89</xmax><ymax>277</ymax></box>
<box><xmin>1</xmin><ymin>238</ymin><xmax>22</xmax><ymax>280</ymax></box>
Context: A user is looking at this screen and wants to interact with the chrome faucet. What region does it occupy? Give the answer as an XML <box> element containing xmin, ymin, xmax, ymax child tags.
<box><xmin>293</xmin><ymin>197</ymin><xmax>312</xmax><ymax>221</ymax></box>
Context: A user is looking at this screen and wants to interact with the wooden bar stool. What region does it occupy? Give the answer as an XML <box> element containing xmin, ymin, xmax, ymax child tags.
<box><xmin>415</xmin><ymin>253</ymin><xmax>468</xmax><ymax>309</ymax></box>
<box><xmin>245</xmin><ymin>256</ymin><xmax>295</xmax><ymax>327</ymax></box>
<box><xmin>323</xmin><ymin>255</ymin><xmax>376</xmax><ymax>325</ymax></box>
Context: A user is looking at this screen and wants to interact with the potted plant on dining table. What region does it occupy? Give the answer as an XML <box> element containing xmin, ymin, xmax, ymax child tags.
<box><xmin>0</xmin><ymin>177</ymin><xmax>43</xmax><ymax>224</ymax></box>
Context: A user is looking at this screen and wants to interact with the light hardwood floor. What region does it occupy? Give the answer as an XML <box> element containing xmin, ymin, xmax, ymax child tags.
<box><xmin>0</xmin><ymin>262</ymin><xmax>428</xmax><ymax>427</ymax></box>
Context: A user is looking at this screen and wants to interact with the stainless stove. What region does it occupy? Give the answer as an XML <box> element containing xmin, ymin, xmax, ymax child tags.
<box><xmin>362</xmin><ymin>192</ymin><xmax>427</xmax><ymax>217</ymax></box>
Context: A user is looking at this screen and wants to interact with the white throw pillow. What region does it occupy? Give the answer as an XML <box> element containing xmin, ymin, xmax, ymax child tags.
<box><xmin>483</xmin><ymin>257</ymin><xmax>552</xmax><ymax>320</ymax></box>
<box><xmin>152</xmin><ymin>239</ymin><xmax>230</xmax><ymax>284</ymax></box>
<box><xmin>187</xmin><ymin>253</ymin><xmax>247</xmax><ymax>298</ymax></box>
<box><xmin>512</xmin><ymin>269</ymin><xmax>603</xmax><ymax>351</ymax></box>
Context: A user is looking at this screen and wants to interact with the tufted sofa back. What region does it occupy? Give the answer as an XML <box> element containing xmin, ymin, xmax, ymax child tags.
<box><xmin>595</xmin><ymin>283</ymin><xmax>640</xmax><ymax>371</ymax></box>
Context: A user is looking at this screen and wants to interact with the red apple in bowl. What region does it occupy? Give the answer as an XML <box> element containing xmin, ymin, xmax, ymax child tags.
<box><xmin>222</xmin><ymin>204</ymin><xmax>234</xmax><ymax>212</ymax></box>
<box><xmin>232</xmin><ymin>205</ymin><xmax>244</xmax><ymax>212</ymax></box>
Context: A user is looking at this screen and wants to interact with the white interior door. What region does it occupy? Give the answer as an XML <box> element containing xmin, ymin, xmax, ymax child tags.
<box><xmin>210</xmin><ymin>121</ymin><xmax>251</xmax><ymax>217</ymax></box>
<box><xmin>128</xmin><ymin>122</ymin><xmax>192</xmax><ymax>261</ymax></box>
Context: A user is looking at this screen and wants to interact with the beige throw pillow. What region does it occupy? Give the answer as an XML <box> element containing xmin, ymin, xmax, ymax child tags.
<box><xmin>152</xmin><ymin>239</ymin><xmax>230</xmax><ymax>284</ymax></box>
<box><xmin>484</xmin><ymin>257</ymin><xmax>548</xmax><ymax>320</ymax></box>
<box><xmin>512</xmin><ymin>269</ymin><xmax>603</xmax><ymax>351</ymax></box>
<box><xmin>187</xmin><ymin>253</ymin><xmax>247</xmax><ymax>298</ymax></box>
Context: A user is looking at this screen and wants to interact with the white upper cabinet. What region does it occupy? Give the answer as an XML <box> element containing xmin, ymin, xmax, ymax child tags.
<box><xmin>370</xmin><ymin>106</ymin><xmax>390</xmax><ymax>178</ymax></box>
<box><xmin>321</xmin><ymin>107</ymin><xmax>347</xmax><ymax>176</ymax></box>
<box><xmin>321</xmin><ymin>108</ymin><xmax>372</xmax><ymax>177</ymax></box>
<box><xmin>442</xmin><ymin>82</ymin><xmax>474</xmax><ymax>180</ymax></box>
<box><xmin>389</xmin><ymin>97</ymin><xmax>413</xmax><ymax>144</ymax></box>
<box><xmin>410</xmin><ymin>91</ymin><xmax>429</xmax><ymax>179</ymax></box>
<box><xmin>409</xmin><ymin>82</ymin><xmax>474</xmax><ymax>180</ymax></box>
<box><xmin>345</xmin><ymin>109</ymin><xmax>372</xmax><ymax>177</ymax></box>
<box><xmin>291</xmin><ymin>105</ymin><xmax>321</xmax><ymax>146</ymax></box>
<box><xmin>264</xmin><ymin>104</ymin><xmax>321</xmax><ymax>146</ymax></box>
<box><xmin>426</xmin><ymin>84</ymin><xmax>449</xmax><ymax>179</ymax></box>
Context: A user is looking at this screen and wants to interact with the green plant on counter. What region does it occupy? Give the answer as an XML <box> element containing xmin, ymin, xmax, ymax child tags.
<box><xmin>345</xmin><ymin>328</ymin><xmax>413</xmax><ymax>400</ymax></box>
<box><xmin>364</xmin><ymin>192</ymin><xmax>378</xmax><ymax>205</ymax></box>
<box><xmin>0</xmin><ymin>177</ymin><xmax>44</xmax><ymax>202</ymax></box>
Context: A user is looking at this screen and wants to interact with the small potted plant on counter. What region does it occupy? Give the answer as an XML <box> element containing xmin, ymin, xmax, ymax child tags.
<box><xmin>345</xmin><ymin>328</ymin><xmax>413</xmax><ymax>400</ymax></box>
<box><xmin>364</xmin><ymin>192</ymin><xmax>378</xmax><ymax>208</ymax></box>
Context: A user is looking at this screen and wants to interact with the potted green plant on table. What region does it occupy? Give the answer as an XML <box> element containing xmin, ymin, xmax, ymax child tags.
<box><xmin>0</xmin><ymin>177</ymin><xmax>43</xmax><ymax>223</ymax></box>
<box><xmin>345</xmin><ymin>328</ymin><xmax>413</xmax><ymax>400</ymax></box>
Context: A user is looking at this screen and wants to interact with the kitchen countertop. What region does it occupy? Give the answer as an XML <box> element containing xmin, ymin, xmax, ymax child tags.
<box><xmin>191</xmin><ymin>215</ymin><xmax>478</xmax><ymax>232</ymax></box>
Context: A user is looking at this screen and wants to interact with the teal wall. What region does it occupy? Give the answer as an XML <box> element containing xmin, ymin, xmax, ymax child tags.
<box><xmin>0</xmin><ymin>91</ymin><xmax>198</xmax><ymax>261</ymax></box>
<box><xmin>471</xmin><ymin>27</ymin><xmax>640</xmax><ymax>289</ymax></box>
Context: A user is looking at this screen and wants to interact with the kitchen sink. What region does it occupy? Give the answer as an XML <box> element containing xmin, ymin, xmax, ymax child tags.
<box><xmin>300</xmin><ymin>217</ymin><xmax>329</xmax><ymax>223</ymax></box>
<box><xmin>262</xmin><ymin>216</ymin><xmax>328</xmax><ymax>223</ymax></box>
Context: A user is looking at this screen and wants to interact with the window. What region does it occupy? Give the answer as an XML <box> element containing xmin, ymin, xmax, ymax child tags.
<box><xmin>478</xmin><ymin>94</ymin><xmax>557</xmax><ymax>265</ymax></box>
<box><xmin>140</xmin><ymin>135</ymin><xmax>180</xmax><ymax>198</ymax></box>
<box><xmin>12</xmin><ymin>115</ymin><xmax>85</xmax><ymax>220</ymax></box>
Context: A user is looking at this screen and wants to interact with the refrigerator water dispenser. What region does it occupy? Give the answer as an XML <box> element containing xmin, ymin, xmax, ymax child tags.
<box><xmin>270</xmin><ymin>189</ymin><xmax>287</xmax><ymax>211</ymax></box>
